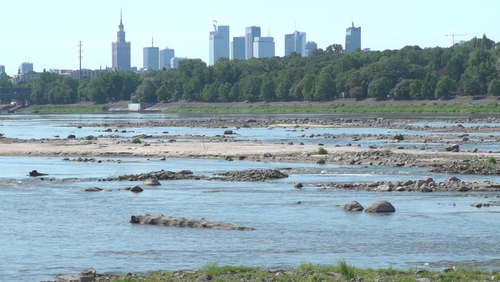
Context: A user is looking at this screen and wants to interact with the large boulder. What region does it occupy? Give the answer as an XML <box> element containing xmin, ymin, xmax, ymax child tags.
<box><xmin>143</xmin><ymin>179</ymin><xmax>161</xmax><ymax>186</ymax></box>
<box><xmin>364</xmin><ymin>200</ymin><xmax>396</xmax><ymax>213</ymax></box>
<box><xmin>29</xmin><ymin>170</ymin><xmax>48</xmax><ymax>177</ymax></box>
<box><xmin>344</xmin><ymin>200</ymin><xmax>364</xmax><ymax>211</ymax></box>
<box><xmin>393</xmin><ymin>133</ymin><xmax>404</xmax><ymax>141</ymax></box>
<box><xmin>130</xmin><ymin>214</ymin><xmax>254</xmax><ymax>230</ymax></box>
<box><xmin>129</xmin><ymin>185</ymin><xmax>144</xmax><ymax>192</ymax></box>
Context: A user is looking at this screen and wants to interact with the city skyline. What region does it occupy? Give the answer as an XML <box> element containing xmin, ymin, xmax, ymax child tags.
<box><xmin>0</xmin><ymin>0</ymin><xmax>499</xmax><ymax>74</ymax></box>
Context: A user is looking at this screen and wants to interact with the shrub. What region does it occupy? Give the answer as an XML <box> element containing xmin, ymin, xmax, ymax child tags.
<box><xmin>487</xmin><ymin>157</ymin><xmax>497</xmax><ymax>165</ymax></box>
<box><xmin>316</xmin><ymin>147</ymin><xmax>328</xmax><ymax>155</ymax></box>
<box><xmin>132</xmin><ymin>138</ymin><xmax>141</xmax><ymax>144</ymax></box>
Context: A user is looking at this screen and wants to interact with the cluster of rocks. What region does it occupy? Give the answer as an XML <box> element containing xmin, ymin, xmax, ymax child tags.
<box><xmin>213</xmin><ymin>169</ymin><xmax>289</xmax><ymax>182</ymax></box>
<box><xmin>102</xmin><ymin>169</ymin><xmax>200</xmax><ymax>182</ymax></box>
<box><xmin>429</xmin><ymin>159</ymin><xmax>500</xmax><ymax>175</ymax></box>
<box><xmin>130</xmin><ymin>214</ymin><xmax>255</xmax><ymax>230</ymax></box>
<box><xmin>327</xmin><ymin>176</ymin><xmax>500</xmax><ymax>192</ymax></box>
<box><xmin>344</xmin><ymin>200</ymin><xmax>396</xmax><ymax>213</ymax></box>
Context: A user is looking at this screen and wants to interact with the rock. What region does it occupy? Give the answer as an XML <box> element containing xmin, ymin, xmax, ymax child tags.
<box><xmin>395</xmin><ymin>186</ymin><xmax>406</xmax><ymax>192</ymax></box>
<box><xmin>159</xmin><ymin>157</ymin><xmax>166</xmax><ymax>160</ymax></box>
<box><xmin>129</xmin><ymin>185</ymin><xmax>143</xmax><ymax>192</ymax></box>
<box><xmin>56</xmin><ymin>274</ymin><xmax>94</xmax><ymax>282</ymax></box>
<box><xmin>444</xmin><ymin>144</ymin><xmax>459</xmax><ymax>152</ymax></box>
<box><xmin>448</xmin><ymin>176</ymin><xmax>460</xmax><ymax>182</ymax></box>
<box><xmin>198</xmin><ymin>273</ymin><xmax>213</xmax><ymax>281</ymax></box>
<box><xmin>315</xmin><ymin>158</ymin><xmax>326</xmax><ymax>164</ymax></box>
<box><xmin>393</xmin><ymin>133</ymin><xmax>404</xmax><ymax>141</ymax></box>
<box><xmin>28</xmin><ymin>170</ymin><xmax>48</xmax><ymax>177</ymax></box>
<box><xmin>130</xmin><ymin>214</ymin><xmax>254</xmax><ymax>230</ymax></box>
<box><xmin>261</xmin><ymin>153</ymin><xmax>272</xmax><ymax>158</ymax></box>
<box><xmin>377</xmin><ymin>184</ymin><xmax>392</xmax><ymax>192</ymax></box>
<box><xmin>294</xmin><ymin>183</ymin><xmax>303</xmax><ymax>189</ymax></box>
<box><xmin>67</xmin><ymin>134</ymin><xmax>76</xmax><ymax>139</ymax></box>
<box><xmin>177</xmin><ymin>169</ymin><xmax>193</xmax><ymax>175</ymax></box>
<box><xmin>84</xmin><ymin>187</ymin><xmax>103</xmax><ymax>192</ymax></box>
<box><xmin>85</xmin><ymin>135</ymin><xmax>95</xmax><ymax>140</ymax></box>
<box><xmin>143</xmin><ymin>179</ymin><xmax>161</xmax><ymax>186</ymax></box>
<box><xmin>458</xmin><ymin>186</ymin><xmax>470</xmax><ymax>192</ymax></box>
<box><xmin>223</xmin><ymin>129</ymin><xmax>233</xmax><ymax>135</ymax></box>
<box><xmin>364</xmin><ymin>200</ymin><xmax>396</xmax><ymax>213</ymax></box>
<box><xmin>344</xmin><ymin>200</ymin><xmax>364</xmax><ymax>211</ymax></box>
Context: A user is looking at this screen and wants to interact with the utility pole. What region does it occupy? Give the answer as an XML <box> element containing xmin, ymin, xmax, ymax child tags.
<box><xmin>77</xmin><ymin>41</ymin><xmax>83</xmax><ymax>81</ymax></box>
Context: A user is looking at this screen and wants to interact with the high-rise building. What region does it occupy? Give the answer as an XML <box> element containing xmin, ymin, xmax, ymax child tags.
<box><xmin>345</xmin><ymin>22</ymin><xmax>361</xmax><ymax>53</ymax></box>
<box><xmin>253</xmin><ymin>37</ymin><xmax>275</xmax><ymax>58</ymax></box>
<box><xmin>304</xmin><ymin>41</ymin><xmax>318</xmax><ymax>57</ymax></box>
<box><xmin>160</xmin><ymin>47</ymin><xmax>175</xmax><ymax>70</ymax></box>
<box><xmin>231</xmin><ymin>37</ymin><xmax>245</xmax><ymax>60</ymax></box>
<box><xmin>112</xmin><ymin>11</ymin><xmax>131</xmax><ymax>70</ymax></box>
<box><xmin>209</xmin><ymin>25</ymin><xmax>230</xmax><ymax>65</ymax></box>
<box><xmin>245</xmin><ymin>26</ymin><xmax>261</xmax><ymax>59</ymax></box>
<box><xmin>143</xmin><ymin>38</ymin><xmax>160</xmax><ymax>70</ymax></box>
<box><xmin>19</xmin><ymin>62</ymin><xmax>33</xmax><ymax>74</ymax></box>
<box><xmin>170</xmin><ymin>57</ymin><xmax>186</xmax><ymax>69</ymax></box>
<box><xmin>284</xmin><ymin>31</ymin><xmax>306</xmax><ymax>56</ymax></box>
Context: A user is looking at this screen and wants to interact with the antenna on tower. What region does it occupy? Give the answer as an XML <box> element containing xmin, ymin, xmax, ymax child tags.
<box><xmin>294</xmin><ymin>19</ymin><xmax>296</xmax><ymax>31</ymax></box>
<box><xmin>212</xmin><ymin>20</ymin><xmax>217</xmax><ymax>32</ymax></box>
<box><xmin>151</xmin><ymin>37</ymin><xmax>154</xmax><ymax>47</ymax></box>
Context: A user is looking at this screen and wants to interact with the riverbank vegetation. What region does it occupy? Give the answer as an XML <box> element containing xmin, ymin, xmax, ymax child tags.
<box><xmin>161</xmin><ymin>101</ymin><xmax>500</xmax><ymax>114</ymax></box>
<box><xmin>18</xmin><ymin>104</ymin><xmax>109</xmax><ymax>114</ymax></box>
<box><xmin>4</xmin><ymin>35</ymin><xmax>500</xmax><ymax>107</ymax></box>
<box><xmin>110</xmin><ymin>261</ymin><xmax>499</xmax><ymax>281</ymax></box>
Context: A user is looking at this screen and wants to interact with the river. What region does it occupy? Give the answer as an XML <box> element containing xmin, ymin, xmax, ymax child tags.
<box><xmin>0</xmin><ymin>113</ymin><xmax>499</xmax><ymax>281</ymax></box>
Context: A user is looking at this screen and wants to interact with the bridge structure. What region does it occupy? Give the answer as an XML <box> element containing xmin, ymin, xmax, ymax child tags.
<box><xmin>0</xmin><ymin>88</ymin><xmax>32</xmax><ymax>104</ymax></box>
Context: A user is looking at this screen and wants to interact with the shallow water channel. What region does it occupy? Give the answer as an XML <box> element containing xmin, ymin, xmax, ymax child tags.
<box><xmin>1</xmin><ymin>113</ymin><xmax>500</xmax><ymax>281</ymax></box>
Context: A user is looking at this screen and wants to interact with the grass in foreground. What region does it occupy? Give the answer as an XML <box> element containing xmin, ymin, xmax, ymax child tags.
<box><xmin>110</xmin><ymin>261</ymin><xmax>500</xmax><ymax>282</ymax></box>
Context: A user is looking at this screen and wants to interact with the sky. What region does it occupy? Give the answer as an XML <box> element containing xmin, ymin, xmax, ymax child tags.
<box><xmin>1</xmin><ymin>0</ymin><xmax>499</xmax><ymax>75</ymax></box>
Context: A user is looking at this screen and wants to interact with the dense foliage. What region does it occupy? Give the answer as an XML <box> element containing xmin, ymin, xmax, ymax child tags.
<box><xmin>9</xmin><ymin>35</ymin><xmax>500</xmax><ymax>104</ymax></box>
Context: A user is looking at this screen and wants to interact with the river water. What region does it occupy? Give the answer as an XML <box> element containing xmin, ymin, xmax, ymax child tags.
<box><xmin>1</xmin><ymin>113</ymin><xmax>500</xmax><ymax>281</ymax></box>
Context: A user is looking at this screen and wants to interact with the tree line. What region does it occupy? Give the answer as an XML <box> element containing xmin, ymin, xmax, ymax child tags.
<box><xmin>4</xmin><ymin>35</ymin><xmax>500</xmax><ymax>104</ymax></box>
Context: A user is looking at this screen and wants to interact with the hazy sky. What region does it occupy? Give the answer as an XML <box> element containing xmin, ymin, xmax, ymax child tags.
<box><xmin>1</xmin><ymin>0</ymin><xmax>498</xmax><ymax>75</ymax></box>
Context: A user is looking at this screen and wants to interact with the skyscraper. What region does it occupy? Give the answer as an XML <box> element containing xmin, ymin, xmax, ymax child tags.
<box><xmin>253</xmin><ymin>37</ymin><xmax>275</xmax><ymax>58</ymax></box>
<box><xmin>209</xmin><ymin>24</ymin><xmax>230</xmax><ymax>65</ymax></box>
<box><xmin>160</xmin><ymin>47</ymin><xmax>175</xmax><ymax>70</ymax></box>
<box><xmin>112</xmin><ymin>11</ymin><xmax>131</xmax><ymax>70</ymax></box>
<box><xmin>345</xmin><ymin>22</ymin><xmax>361</xmax><ymax>53</ymax></box>
<box><xmin>231</xmin><ymin>37</ymin><xmax>245</xmax><ymax>60</ymax></box>
<box><xmin>304</xmin><ymin>41</ymin><xmax>318</xmax><ymax>57</ymax></box>
<box><xmin>284</xmin><ymin>31</ymin><xmax>306</xmax><ymax>56</ymax></box>
<box><xmin>143</xmin><ymin>38</ymin><xmax>159</xmax><ymax>70</ymax></box>
<box><xmin>245</xmin><ymin>26</ymin><xmax>261</xmax><ymax>59</ymax></box>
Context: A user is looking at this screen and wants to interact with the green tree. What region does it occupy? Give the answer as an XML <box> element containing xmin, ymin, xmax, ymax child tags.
<box><xmin>259</xmin><ymin>76</ymin><xmax>276</xmax><ymax>102</ymax></box>
<box><xmin>421</xmin><ymin>72</ymin><xmax>438</xmax><ymax>99</ymax></box>
<box><xmin>276</xmin><ymin>78</ymin><xmax>292</xmax><ymax>101</ymax></box>
<box><xmin>314</xmin><ymin>70</ymin><xmax>336</xmax><ymax>100</ymax></box>
<box><xmin>434</xmin><ymin>76</ymin><xmax>457</xmax><ymax>99</ymax></box>
<box><xmin>409</xmin><ymin>79</ymin><xmax>424</xmax><ymax>99</ymax></box>
<box><xmin>488</xmin><ymin>78</ymin><xmax>500</xmax><ymax>96</ymax></box>
<box><xmin>302</xmin><ymin>72</ymin><xmax>317</xmax><ymax>100</ymax></box>
<box><xmin>368</xmin><ymin>77</ymin><xmax>391</xmax><ymax>99</ymax></box>
<box><xmin>241</xmin><ymin>76</ymin><xmax>262</xmax><ymax>102</ymax></box>
<box><xmin>392</xmin><ymin>79</ymin><xmax>411</xmax><ymax>100</ymax></box>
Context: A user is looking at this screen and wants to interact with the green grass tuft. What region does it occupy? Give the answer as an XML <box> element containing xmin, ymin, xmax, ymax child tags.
<box><xmin>315</xmin><ymin>147</ymin><xmax>328</xmax><ymax>155</ymax></box>
<box><xmin>132</xmin><ymin>138</ymin><xmax>142</xmax><ymax>144</ymax></box>
<box><xmin>337</xmin><ymin>259</ymin><xmax>356</xmax><ymax>279</ymax></box>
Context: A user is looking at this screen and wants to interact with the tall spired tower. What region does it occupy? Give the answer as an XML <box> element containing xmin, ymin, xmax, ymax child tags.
<box><xmin>112</xmin><ymin>10</ymin><xmax>131</xmax><ymax>70</ymax></box>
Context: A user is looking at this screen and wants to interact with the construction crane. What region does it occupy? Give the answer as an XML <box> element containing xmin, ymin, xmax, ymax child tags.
<box><xmin>445</xmin><ymin>33</ymin><xmax>469</xmax><ymax>45</ymax></box>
